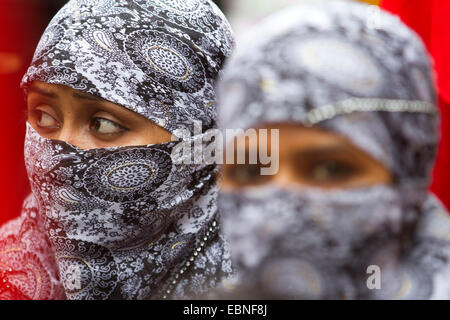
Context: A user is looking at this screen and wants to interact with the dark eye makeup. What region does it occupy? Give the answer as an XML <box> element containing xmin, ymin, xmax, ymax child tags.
<box><xmin>223</xmin><ymin>146</ymin><xmax>365</xmax><ymax>188</ymax></box>
<box><xmin>303</xmin><ymin>159</ymin><xmax>360</xmax><ymax>183</ymax></box>
<box><xmin>291</xmin><ymin>149</ymin><xmax>362</xmax><ymax>184</ymax></box>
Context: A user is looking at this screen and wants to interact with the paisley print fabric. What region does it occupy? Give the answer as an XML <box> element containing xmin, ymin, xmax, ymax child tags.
<box><xmin>0</xmin><ymin>0</ymin><xmax>234</xmax><ymax>300</ymax></box>
<box><xmin>215</xmin><ymin>1</ymin><xmax>450</xmax><ymax>299</ymax></box>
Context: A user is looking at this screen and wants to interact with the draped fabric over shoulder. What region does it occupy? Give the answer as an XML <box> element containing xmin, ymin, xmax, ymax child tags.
<box><xmin>0</xmin><ymin>0</ymin><xmax>234</xmax><ymax>300</ymax></box>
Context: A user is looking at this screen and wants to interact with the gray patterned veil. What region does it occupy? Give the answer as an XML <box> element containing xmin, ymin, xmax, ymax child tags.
<box><xmin>216</xmin><ymin>0</ymin><xmax>450</xmax><ymax>299</ymax></box>
<box><xmin>0</xmin><ymin>0</ymin><xmax>234</xmax><ymax>300</ymax></box>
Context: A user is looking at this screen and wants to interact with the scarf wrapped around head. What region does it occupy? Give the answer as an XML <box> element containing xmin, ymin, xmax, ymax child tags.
<box><xmin>217</xmin><ymin>0</ymin><xmax>450</xmax><ymax>299</ymax></box>
<box><xmin>0</xmin><ymin>0</ymin><xmax>234</xmax><ymax>300</ymax></box>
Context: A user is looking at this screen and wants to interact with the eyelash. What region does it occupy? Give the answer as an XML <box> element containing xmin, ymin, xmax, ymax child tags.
<box><xmin>29</xmin><ymin>109</ymin><xmax>59</xmax><ymax>128</ymax></box>
<box><xmin>90</xmin><ymin>117</ymin><xmax>129</xmax><ymax>135</ymax></box>
<box><xmin>28</xmin><ymin>108</ymin><xmax>129</xmax><ymax>135</ymax></box>
<box><xmin>224</xmin><ymin>164</ymin><xmax>272</xmax><ymax>186</ymax></box>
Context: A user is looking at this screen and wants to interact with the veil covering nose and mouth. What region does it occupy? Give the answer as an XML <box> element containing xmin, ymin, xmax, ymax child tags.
<box><xmin>0</xmin><ymin>0</ymin><xmax>234</xmax><ymax>300</ymax></box>
<box><xmin>217</xmin><ymin>1</ymin><xmax>450</xmax><ymax>299</ymax></box>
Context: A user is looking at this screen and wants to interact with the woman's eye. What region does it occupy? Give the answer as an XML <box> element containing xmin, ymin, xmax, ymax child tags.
<box><xmin>35</xmin><ymin>110</ymin><xmax>60</xmax><ymax>129</ymax></box>
<box><xmin>90</xmin><ymin>118</ymin><xmax>126</xmax><ymax>135</ymax></box>
<box><xmin>224</xmin><ymin>164</ymin><xmax>271</xmax><ymax>186</ymax></box>
<box><xmin>308</xmin><ymin>160</ymin><xmax>356</xmax><ymax>183</ymax></box>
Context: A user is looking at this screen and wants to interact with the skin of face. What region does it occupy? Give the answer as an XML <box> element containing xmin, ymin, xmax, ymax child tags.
<box><xmin>221</xmin><ymin>122</ymin><xmax>393</xmax><ymax>191</ymax></box>
<box><xmin>26</xmin><ymin>80</ymin><xmax>172</xmax><ymax>150</ymax></box>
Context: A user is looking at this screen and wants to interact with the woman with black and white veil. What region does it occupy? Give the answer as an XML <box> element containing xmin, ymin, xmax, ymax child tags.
<box><xmin>216</xmin><ymin>0</ymin><xmax>450</xmax><ymax>300</ymax></box>
<box><xmin>0</xmin><ymin>0</ymin><xmax>234</xmax><ymax>300</ymax></box>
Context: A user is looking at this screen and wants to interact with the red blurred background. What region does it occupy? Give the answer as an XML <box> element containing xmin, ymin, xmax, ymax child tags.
<box><xmin>0</xmin><ymin>0</ymin><xmax>447</xmax><ymax>227</ymax></box>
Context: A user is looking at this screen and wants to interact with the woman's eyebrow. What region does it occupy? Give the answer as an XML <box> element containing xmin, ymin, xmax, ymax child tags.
<box><xmin>72</xmin><ymin>91</ymin><xmax>105</xmax><ymax>102</ymax></box>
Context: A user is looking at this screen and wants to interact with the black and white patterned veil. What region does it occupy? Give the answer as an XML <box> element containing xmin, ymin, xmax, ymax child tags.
<box><xmin>216</xmin><ymin>1</ymin><xmax>450</xmax><ymax>299</ymax></box>
<box><xmin>0</xmin><ymin>0</ymin><xmax>234</xmax><ymax>300</ymax></box>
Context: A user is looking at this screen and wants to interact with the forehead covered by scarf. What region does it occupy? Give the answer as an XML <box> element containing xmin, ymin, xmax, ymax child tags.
<box><xmin>218</xmin><ymin>0</ymin><xmax>439</xmax><ymax>186</ymax></box>
<box><xmin>21</xmin><ymin>0</ymin><xmax>234</xmax><ymax>134</ymax></box>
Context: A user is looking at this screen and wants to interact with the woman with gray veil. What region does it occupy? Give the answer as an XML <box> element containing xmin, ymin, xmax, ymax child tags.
<box><xmin>217</xmin><ymin>0</ymin><xmax>450</xmax><ymax>299</ymax></box>
<box><xmin>0</xmin><ymin>0</ymin><xmax>234</xmax><ymax>300</ymax></box>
